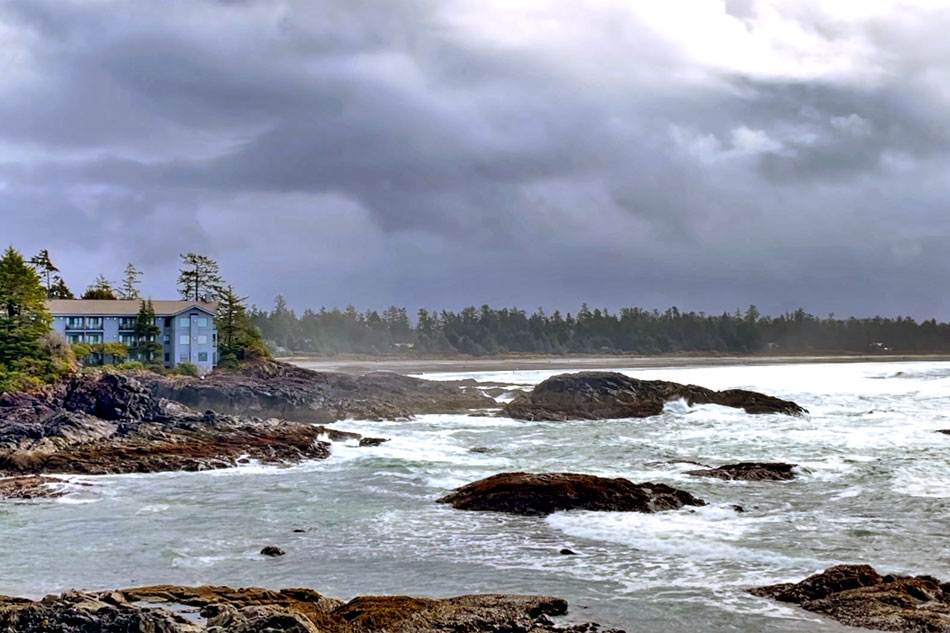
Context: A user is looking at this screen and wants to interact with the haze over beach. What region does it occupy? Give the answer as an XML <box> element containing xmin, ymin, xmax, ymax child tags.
<box><xmin>3</xmin><ymin>3</ymin><xmax>950</xmax><ymax>633</ymax></box>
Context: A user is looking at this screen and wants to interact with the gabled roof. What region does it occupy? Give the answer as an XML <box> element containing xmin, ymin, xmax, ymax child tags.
<box><xmin>47</xmin><ymin>300</ymin><xmax>218</xmax><ymax>317</ymax></box>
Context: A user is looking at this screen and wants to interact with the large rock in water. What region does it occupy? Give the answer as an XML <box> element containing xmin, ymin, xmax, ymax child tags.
<box><xmin>0</xmin><ymin>584</ymin><xmax>624</xmax><ymax>633</ymax></box>
<box><xmin>685</xmin><ymin>462</ymin><xmax>797</xmax><ymax>481</ymax></box>
<box><xmin>142</xmin><ymin>360</ymin><xmax>495</xmax><ymax>423</ymax></box>
<box><xmin>503</xmin><ymin>371</ymin><xmax>806</xmax><ymax>421</ymax></box>
<box><xmin>750</xmin><ymin>564</ymin><xmax>950</xmax><ymax>632</ymax></box>
<box><xmin>438</xmin><ymin>472</ymin><xmax>706</xmax><ymax>516</ymax></box>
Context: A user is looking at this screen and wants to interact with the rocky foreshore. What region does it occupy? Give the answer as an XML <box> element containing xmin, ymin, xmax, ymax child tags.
<box><xmin>0</xmin><ymin>584</ymin><xmax>623</xmax><ymax>633</ymax></box>
<box><xmin>0</xmin><ymin>362</ymin><xmax>491</xmax><ymax>476</ymax></box>
<box><xmin>438</xmin><ymin>472</ymin><xmax>706</xmax><ymax>516</ymax></box>
<box><xmin>143</xmin><ymin>360</ymin><xmax>495</xmax><ymax>422</ymax></box>
<box><xmin>751</xmin><ymin>565</ymin><xmax>950</xmax><ymax>632</ymax></box>
<box><xmin>504</xmin><ymin>371</ymin><xmax>806</xmax><ymax>421</ymax></box>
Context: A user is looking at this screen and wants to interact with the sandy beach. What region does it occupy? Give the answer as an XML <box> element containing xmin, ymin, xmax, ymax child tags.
<box><xmin>285</xmin><ymin>353</ymin><xmax>950</xmax><ymax>374</ymax></box>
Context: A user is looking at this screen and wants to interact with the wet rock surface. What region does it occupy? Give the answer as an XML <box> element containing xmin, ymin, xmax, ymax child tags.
<box><xmin>144</xmin><ymin>361</ymin><xmax>495</xmax><ymax>423</ymax></box>
<box><xmin>358</xmin><ymin>437</ymin><xmax>389</xmax><ymax>447</ymax></box>
<box><xmin>0</xmin><ymin>584</ymin><xmax>624</xmax><ymax>633</ymax></box>
<box><xmin>685</xmin><ymin>462</ymin><xmax>798</xmax><ymax>481</ymax></box>
<box><xmin>0</xmin><ymin>363</ymin><xmax>493</xmax><ymax>477</ymax></box>
<box><xmin>751</xmin><ymin>564</ymin><xmax>950</xmax><ymax>632</ymax></box>
<box><xmin>0</xmin><ymin>475</ymin><xmax>66</xmax><ymax>500</ymax></box>
<box><xmin>438</xmin><ymin>472</ymin><xmax>706</xmax><ymax>516</ymax></box>
<box><xmin>504</xmin><ymin>371</ymin><xmax>806</xmax><ymax>421</ymax></box>
<box><xmin>0</xmin><ymin>373</ymin><xmax>336</xmax><ymax>475</ymax></box>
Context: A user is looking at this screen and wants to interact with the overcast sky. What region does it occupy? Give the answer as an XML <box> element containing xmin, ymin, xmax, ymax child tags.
<box><xmin>2</xmin><ymin>0</ymin><xmax>949</xmax><ymax>318</ymax></box>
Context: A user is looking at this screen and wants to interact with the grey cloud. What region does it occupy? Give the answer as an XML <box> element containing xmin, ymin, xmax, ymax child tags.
<box><xmin>1</xmin><ymin>0</ymin><xmax>949</xmax><ymax>318</ymax></box>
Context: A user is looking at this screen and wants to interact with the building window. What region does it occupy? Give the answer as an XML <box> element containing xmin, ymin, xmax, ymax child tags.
<box><xmin>197</xmin><ymin>335</ymin><xmax>208</xmax><ymax>345</ymax></box>
<box><xmin>120</xmin><ymin>335</ymin><xmax>136</xmax><ymax>346</ymax></box>
<box><xmin>118</xmin><ymin>317</ymin><xmax>136</xmax><ymax>329</ymax></box>
<box><xmin>164</xmin><ymin>352</ymin><xmax>170</xmax><ymax>362</ymax></box>
<box><xmin>179</xmin><ymin>352</ymin><xmax>189</xmax><ymax>361</ymax></box>
<box><xmin>198</xmin><ymin>352</ymin><xmax>208</xmax><ymax>362</ymax></box>
<box><xmin>66</xmin><ymin>317</ymin><xmax>84</xmax><ymax>329</ymax></box>
<box><xmin>67</xmin><ymin>333</ymin><xmax>83</xmax><ymax>343</ymax></box>
<box><xmin>179</xmin><ymin>317</ymin><xmax>191</xmax><ymax>327</ymax></box>
<box><xmin>85</xmin><ymin>317</ymin><xmax>103</xmax><ymax>329</ymax></box>
<box><xmin>197</xmin><ymin>317</ymin><xmax>209</xmax><ymax>327</ymax></box>
<box><xmin>164</xmin><ymin>335</ymin><xmax>170</xmax><ymax>343</ymax></box>
<box><xmin>86</xmin><ymin>334</ymin><xmax>102</xmax><ymax>344</ymax></box>
<box><xmin>179</xmin><ymin>335</ymin><xmax>190</xmax><ymax>345</ymax></box>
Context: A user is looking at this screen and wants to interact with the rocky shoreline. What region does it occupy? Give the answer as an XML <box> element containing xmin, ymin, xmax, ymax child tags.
<box><xmin>0</xmin><ymin>584</ymin><xmax>623</xmax><ymax>633</ymax></box>
<box><xmin>751</xmin><ymin>565</ymin><xmax>950</xmax><ymax>632</ymax></box>
<box><xmin>0</xmin><ymin>362</ymin><xmax>492</xmax><ymax>477</ymax></box>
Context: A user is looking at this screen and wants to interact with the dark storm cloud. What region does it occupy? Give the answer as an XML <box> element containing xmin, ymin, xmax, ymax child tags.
<box><xmin>1</xmin><ymin>0</ymin><xmax>949</xmax><ymax>317</ymax></box>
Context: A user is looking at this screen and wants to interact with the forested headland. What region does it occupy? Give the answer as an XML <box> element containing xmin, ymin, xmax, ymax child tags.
<box><xmin>250</xmin><ymin>300</ymin><xmax>950</xmax><ymax>357</ymax></box>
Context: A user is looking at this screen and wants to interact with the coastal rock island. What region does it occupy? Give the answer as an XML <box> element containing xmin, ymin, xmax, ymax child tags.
<box><xmin>503</xmin><ymin>371</ymin><xmax>807</xmax><ymax>421</ymax></box>
<box><xmin>438</xmin><ymin>472</ymin><xmax>706</xmax><ymax>516</ymax></box>
<box><xmin>751</xmin><ymin>564</ymin><xmax>950</xmax><ymax>632</ymax></box>
<box><xmin>0</xmin><ymin>584</ymin><xmax>623</xmax><ymax>633</ymax></box>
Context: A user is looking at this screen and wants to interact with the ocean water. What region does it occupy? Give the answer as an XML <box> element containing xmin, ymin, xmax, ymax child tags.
<box><xmin>2</xmin><ymin>361</ymin><xmax>949</xmax><ymax>632</ymax></box>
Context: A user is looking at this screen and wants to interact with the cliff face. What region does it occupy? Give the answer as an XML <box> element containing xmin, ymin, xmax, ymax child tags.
<box><xmin>503</xmin><ymin>371</ymin><xmax>806</xmax><ymax>421</ymax></box>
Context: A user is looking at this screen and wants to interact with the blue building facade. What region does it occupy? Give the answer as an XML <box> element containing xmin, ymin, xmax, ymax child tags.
<box><xmin>47</xmin><ymin>300</ymin><xmax>218</xmax><ymax>373</ymax></box>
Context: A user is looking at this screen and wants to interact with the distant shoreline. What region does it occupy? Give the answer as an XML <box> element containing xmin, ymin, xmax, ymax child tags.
<box><xmin>285</xmin><ymin>352</ymin><xmax>950</xmax><ymax>375</ymax></box>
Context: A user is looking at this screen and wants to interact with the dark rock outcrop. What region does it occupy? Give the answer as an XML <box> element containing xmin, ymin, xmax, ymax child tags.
<box><xmin>143</xmin><ymin>361</ymin><xmax>495</xmax><ymax>423</ymax></box>
<box><xmin>438</xmin><ymin>472</ymin><xmax>706</xmax><ymax>516</ymax></box>
<box><xmin>751</xmin><ymin>564</ymin><xmax>950</xmax><ymax>632</ymax></box>
<box><xmin>358</xmin><ymin>437</ymin><xmax>389</xmax><ymax>447</ymax></box>
<box><xmin>504</xmin><ymin>372</ymin><xmax>806</xmax><ymax>421</ymax></box>
<box><xmin>686</xmin><ymin>462</ymin><xmax>797</xmax><ymax>481</ymax></box>
<box><xmin>0</xmin><ymin>373</ymin><xmax>338</xmax><ymax>476</ymax></box>
<box><xmin>0</xmin><ymin>584</ymin><xmax>624</xmax><ymax>633</ymax></box>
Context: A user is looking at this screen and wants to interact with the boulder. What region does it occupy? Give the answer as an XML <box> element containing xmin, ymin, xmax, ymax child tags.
<box><xmin>438</xmin><ymin>472</ymin><xmax>706</xmax><ymax>516</ymax></box>
<box><xmin>358</xmin><ymin>437</ymin><xmax>389</xmax><ymax>447</ymax></box>
<box><xmin>503</xmin><ymin>372</ymin><xmax>806</xmax><ymax>421</ymax></box>
<box><xmin>685</xmin><ymin>462</ymin><xmax>797</xmax><ymax>481</ymax></box>
<box><xmin>260</xmin><ymin>546</ymin><xmax>285</xmax><ymax>557</ymax></box>
<box><xmin>751</xmin><ymin>564</ymin><xmax>950</xmax><ymax>632</ymax></box>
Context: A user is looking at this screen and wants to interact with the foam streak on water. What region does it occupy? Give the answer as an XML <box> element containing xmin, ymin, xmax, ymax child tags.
<box><xmin>2</xmin><ymin>361</ymin><xmax>949</xmax><ymax>632</ymax></box>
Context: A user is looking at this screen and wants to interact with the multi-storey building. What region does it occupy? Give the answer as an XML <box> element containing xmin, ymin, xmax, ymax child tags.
<box><xmin>47</xmin><ymin>300</ymin><xmax>218</xmax><ymax>373</ymax></box>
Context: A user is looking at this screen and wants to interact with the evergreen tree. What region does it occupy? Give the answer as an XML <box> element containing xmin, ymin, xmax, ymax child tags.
<box><xmin>119</xmin><ymin>263</ymin><xmax>143</xmax><ymax>300</ymax></box>
<box><xmin>47</xmin><ymin>276</ymin><xmax>75</xmax><ymax>299</ymax></box>
<box><xmin>82</xmin><ymin>274</ymin><xmax>118</xmax><ymax>300</ymax></box>
<box><xmin>28</xmin><ymin>249</ymin><xmax>60</xmax><ymax>296</ymax></box>
<box><xmin>132</xmin><ymin>300</ymin><xmax>162</xmax><ymax>363</ymax></box>
<box><xmin>217</xmin><ymin>285</ymin><xmax>268</xmax><ymax>366</ymax></box>
<box><xmin>177</xmin><ymin>253</ymin><xmax>223</xmax><ymax>302</ymax></box>
<box><xmin>0</xmin><ymin>246</ymin><xmax>56</xmax><ymax>390</ymax></box>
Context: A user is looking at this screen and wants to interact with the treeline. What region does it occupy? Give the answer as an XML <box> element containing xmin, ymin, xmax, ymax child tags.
<box><xmin>250</xmin><ymin>302</ymin><xmax>950</xmax><ymax>356</ymax></box>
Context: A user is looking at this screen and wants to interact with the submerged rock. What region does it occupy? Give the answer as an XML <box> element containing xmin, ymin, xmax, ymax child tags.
<box><xmin>685</xmin><ymin>462</ymin><xmax>797</xmax><ymax>481</ymax></box>
<box><xmin>358</xmin><ymin>437</ymin><xmax>389</xmax><ymax>447</ymax></box>
<box><xmin>503</xmin><ymin>372</ymin><xmax>806</xmax><ymax>421</ymax></box>
<box><xmin>0</xmin><ymin>475</ymin><xmax>65</xmax><ymax>500</ymax></box>
<box><xmin>0</xmin><ymin>584</ymin><xmax>624</xmax><ymax>633</ymax></box>
<box><xmin>438</xmin><ymin>472</ymin><xmax>706</xmax><ymax>516</ymax></box>
<box><xmin>750</xmin><ymin>564</ymin><xmax>950</xmax><ymax>632</ymax></box>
